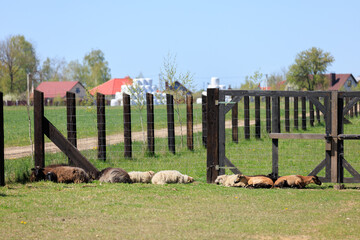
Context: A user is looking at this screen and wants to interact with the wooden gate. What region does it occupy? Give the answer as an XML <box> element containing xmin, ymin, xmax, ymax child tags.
<box><xmin>206</xmin><ymin>89</ymin><xmax>360</xmax><ymax>184</ymax></box>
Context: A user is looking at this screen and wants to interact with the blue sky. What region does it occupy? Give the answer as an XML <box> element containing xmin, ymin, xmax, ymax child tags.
<box><xmin>1</xmin><ymin>0</ymin><xmax>359</xmax><ymax>90</ymax></box>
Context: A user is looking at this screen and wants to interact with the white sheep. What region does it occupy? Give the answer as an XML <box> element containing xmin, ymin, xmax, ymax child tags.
<box><xmin>128</xmin><ymin>171</ymin><xmax>155</xmax><ymax>183</ymax></box>
<box><xmin>151</xmin><ymin>170</ymin><xmax>194</xmax><ymax>185</ymax></box>
<box><xmin>215</xmin><ymin>174</ymin><xmax>246</xmax><ymax>187</ymax></box>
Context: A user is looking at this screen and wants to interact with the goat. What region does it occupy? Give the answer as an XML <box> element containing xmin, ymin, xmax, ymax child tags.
<box><xmin>274</xmin><ymin>175</ymin><xmax>321</xmax><ymax>188</ymax></box>
<box><xmin>98</xmin><ymin>167</ymin><xmax>132</xmax><ymax>183</ymax></box>
<box><xmin>234</xmin><ymin>174</ymin><xmax>274</xmax><ymax>188</ymax></box>
<box><xmin>151</xmin><ymin>170</ymin><xmax>194</xmax><ymax>185</ymax></box>
<box><xmin>46</xmin><ymin>166</ymin><xmax>90</xmax><ymax>184</ymax></box>
<box><xmin>30</xmin><ymin>164</ymin><xmax>68</xmax><ymax>182</ymax></box>
<box><xmin>214</xmin><ymin>174</ymin><xmax>246</xmax><ymax>187</ymax></box>
<box><xmin>128</xmin><ymin>171</ymin><xmax>155</xmax><ymax>183</ymax></box>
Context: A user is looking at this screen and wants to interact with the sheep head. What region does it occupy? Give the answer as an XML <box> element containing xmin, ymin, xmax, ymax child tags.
<box><xmin>30</xmin><ymin>166</ymin><xmax>46</xmax><ymax>182</ymax></box>
<box><xmin>311</xmin><ymin>176</ymin><xmax>322</xmax><ymax>185</ymax></box>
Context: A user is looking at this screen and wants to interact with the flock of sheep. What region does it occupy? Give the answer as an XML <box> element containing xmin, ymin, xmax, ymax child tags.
<box><xmin>215</xmin><ymin>173</ymin><xmax>322</xmax><ymax>188</ymax></box>
<box><xmin>30</xmin><ymin>164</ymin><xmax>322</xmax><ymax>189</ymax></box>
<box><xmin>30</xmin><ymin>164</ymin><xmax>194</xmax><ymax>185</ymax></box>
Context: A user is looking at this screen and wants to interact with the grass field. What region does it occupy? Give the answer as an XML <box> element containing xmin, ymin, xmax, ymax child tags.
<box><xmin>1</xmin><ymin>102</ymin><xmax>360</xmax><ymax>239</ymax></box>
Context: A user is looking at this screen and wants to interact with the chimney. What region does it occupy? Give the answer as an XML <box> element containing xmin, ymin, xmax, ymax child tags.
<box><xmin>331</xmin><ymin>73</ymin><xmax>336</xmax><ymax>86</ymax></box>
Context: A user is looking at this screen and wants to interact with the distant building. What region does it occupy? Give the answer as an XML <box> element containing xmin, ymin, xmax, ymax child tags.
<box><xmin>165</xmin><ymin>81</ymin><xmax>192</xmax><ymax>95</ymax></box>
<box><xmin>326</xmin><ymin>73</ymin><xmax>357</xmax><ymax>91</ymax></box>
<box><xmin>89</xmin><ymin>77</ymin><xmax>132</xmax><ymax>99</ymax></box>
<box><xmin>35</xmin><ymin>81</ymin><xmax>87</xmax><ymax>102</ymax></box>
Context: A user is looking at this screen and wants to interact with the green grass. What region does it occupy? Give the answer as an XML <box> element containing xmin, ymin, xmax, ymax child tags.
<box><xmin>2</xmin><ymin>103</ymin><xmax>360</xmax><ymax>239</ymax></box>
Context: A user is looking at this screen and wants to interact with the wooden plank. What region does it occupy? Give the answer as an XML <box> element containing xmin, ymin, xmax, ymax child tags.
<box><xmin>301</xmin><ymin>96</ymin><xmax>306</xmax><ymax>130</ymax></box>
<box><xmin>0</xmin><ymin>92</ymin><xmax>4</xmax><ymax>186</ymax></box>
<box><xmin>308</xmin><ymin>96</ymin><xmax>326</xmax><ymax>115</ymax></box>
<box><xmin>224</xmin><ymin>95</ymin><xmax>242</xmax><ymax>114</ymax></box>
<box><xmin>97</xmin><ymin>93</ymin><xmax>106</xmax><ymax>161</ymax></box>
<box><xmin>294</xmin><ymin>96</ymin><xmax>299</xmax><ymax>130</ymax></box>
<box><xmin>34</xmin><ymin>90</ymin><xmax>45</xmax><ymax>168</ymax></box>
<box><xmin>342</xmin><ymin>158</ymin><xmax>360</xmax><ymax>178</ymax></box>
<box><xmin>338</xmin><ymin>134</ymin><xmax>360</xmax><ymax>140</ymax></box>
<box><xmin>316</xmin><ymin>97</ymin><xmax>321</xmax><ymax>123</ymax></box>
<box><xmin>309</xmin><ymin>100</ymin><xmax>314</xmax><ymax>127</ymax></box>
<box><xmin>285</xmin><ymin>96</ymin><xmax>290</xmax><ymax>132</ymax></box>
<box><xmin>232</xmin><ymin>102</ymin><xmax>238</xmax><ymax>143</ymax></box>
<box><xmin>123</xmin><ymin>93</ymin><xmax>132</xmax><ymax>158</ymax></box>
<box><xmin>224</xmin><ymin>157</ymin><xmax>242</xmax><ymax>174</ymax></box>
<box><xmin>331</xmin><ymin>91</ymin><xmax>339</xmax><ymax>183</ymax></box>
<box><xmin>266</xmin><ymin>96</ymin><xmax>271</xmax><ymax>133</ymax></box>
<box><xmin>207</xmin><ymin>88</ymin><xmax>219</xmax><ymax>183</ymax></box>
<box><xmin>186</xmin><ymin>95</ymin><xmax>194</xmax><ymax>151</ymax></box>
<box><xmin>244</xmin><ymin>96</ymin><xmax>250</xmax><ymax>139</ymax></box>
<box><xmin>202</xmin><ymin>94</ymin><xmax>207</xmax><ymax>147</ymax></box>
<box><xmin>343</xmin><ymin>97</ymin><xmax>360</xmax><ymax>117</ymax></box>
<box><xmin>271</xmin><ymin>96</ymin><xmax>279</xmax><ymax>178</ymax></box>
<box><xmin>338</xmin><ymin>96</ymin><xmax>344</xmax><ymax>183</ymax></box>
<box><xmin>166</xmin><ymin>94</ymin><xmax>175</xmax><ymax>154</ymax></box>
<box><xmin>147</xmin><ymin>93</ymin><xmax>155</xmax><ymax>156</ymax></box>
<box><xmin>218</xmin><ymin>92</ymin><xmax>226</xmax><ymax>175</ymax></box>
<box><xmin>221</xmin><ymin>90</ymin><xmax>329</xmax><ymax>98</ymax></box>
<box><xmin>43</xmin><ymin>117</ymin><xmax>99</xmax><ymax>178</ymax></box>
<box><xmin>269</xmin><ymin>133</ymin><xmax>326</xmax><ymax>140</ymax></box>
<box><xmin>66</xmin><ymin>92</ymin><xmax>77</xmax><ymax>165</ymax></box>
<box><xmin>308</xmin><ymin>158</ymin><xmax>326</xmax><ymax>176</ymax></box>
<box><xmin>255</xmin><ymin>96</ymin><xmax>260</xmax><ymax>138</ymax></box>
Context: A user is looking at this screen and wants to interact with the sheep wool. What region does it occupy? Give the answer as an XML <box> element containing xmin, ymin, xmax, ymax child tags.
<box><xmin>151</xmin><ymin>170</ymin><xmax>194</xmax><ymax>185</ymax></box>
<box><xmin>128</xmin><ymin>171</ymin><xmax>155</xmax><ymax>183</ymax></box>
<box><xmin>215</xmin><ymin>174</ymin><xmax>246</xmax><ymax>187</ymax></box>
<box><xmin>98</xmin><ymin>168</ymin><xmax>132</xmax><ymax>183</ymax></box>
<box><xmin>49</xmin><ymin>166</ymin><xmax>90</xmax><ymax>184</ymax></box>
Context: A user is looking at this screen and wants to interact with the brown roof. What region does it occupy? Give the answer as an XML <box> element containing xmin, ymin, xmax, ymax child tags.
<box><xmin>326</xmin><ymin>74</ymin><xmax>353</xmax><ymax>90</ymax></box>
<box><xmin>36</xmin><ymin>81</ymin><xmax>81</xmax><ymax>98</ymax></box>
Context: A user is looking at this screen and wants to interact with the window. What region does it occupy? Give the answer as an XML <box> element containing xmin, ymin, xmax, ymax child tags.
<box><xmin>76</xmin><ymin>88</ymin><xmax>80</xmax><ymax>93</ymax></box>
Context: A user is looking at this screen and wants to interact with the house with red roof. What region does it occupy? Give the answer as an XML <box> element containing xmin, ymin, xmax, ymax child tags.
<box><xmin>35</xmin><ymin>81</ymin><xmax>87</xmax><ymax>101</ymax></box>
<box><xmin>89</xmin><ymin>77</ymin><xmax>132</xmax><ymax>98</ymax></box>
<box><xmin>326</xmin><ymin>73</ymin><xmax>357</xmax><ymax>91</ymax></box>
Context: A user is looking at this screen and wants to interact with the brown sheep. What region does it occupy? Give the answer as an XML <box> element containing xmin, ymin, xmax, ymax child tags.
<box><xmin>98</xmin><ymin>168</ymin><xmax>132</xmax><ymax>183</ymax></box>
<box><xmin>30</xmin><ymin>164</ymin><xmax>68</xmax><ymax>182</ymax></box>
<box><xmin>47</xmin><ymin>166</ymin><xmax>90</xmax><ymax>184</ymax></box>
<box><xmin>234</xmin><ymin>175</ymin><xmax>274</xmax><ymax>188</ymax></box>
<box><xmin>274</xmin><ymin>175</ymin><xmax>321</xmax><ymax>188</ymax></box>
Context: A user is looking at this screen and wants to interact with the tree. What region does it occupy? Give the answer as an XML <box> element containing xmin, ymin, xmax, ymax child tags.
<box><xmin>159</xmin><ymin>52</ymin><xmax>194</xmax><ymax>147</ymax></box>
<box><xmin>83</xmin><ymin>49</ymin><xmax>111</xmax><ymax>88</ymax></box>
<box><xmin>240</xmin><ymin>70</ymin><xmax>263</xmax><ymax>90</ymax></box>
<box><xmin>287</xmin><ymin>47</ymin><xmax>334</xmax><ymax>91</ymax></box>
<box><xmin>0</xmin><ymin>35</ymin><xmax>38</xmax><ymax>93</ymax></box>
<box><xmin>40</xmin><ymin>57</ymin><xmax>67</xmax><ymax>82</ymax></box>
<box><xmin>266</xmin><ymin>71</ymin><xmax>286</xmax><ymax>90</ymax></box>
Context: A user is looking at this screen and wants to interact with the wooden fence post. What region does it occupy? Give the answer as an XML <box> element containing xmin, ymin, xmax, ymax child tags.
<box><xmin>186</xmin><ymin>95</ymin><xmax>194</xmax><ymax>151</ymax></box>
<box><xmin>310</xmin><ymin>100</ymin><xmax>314</xmax><ymax>127</ymax></box>
<box><xmin>255</xmin><ymin>96</ymin><xmax>260</xmax><ymax>138</ymax></box>
<box><xmin>232</xmin><ymin>102</ymin><xmax>238</xmax><ymax>143</ymax></box>
<box><xmin>244</xmin><ymin>96</ymin><xmax>250</xmax><ymax>139</ymax></box>
<box><xmin>0</xmin><ymin>92</ymin><xmax>4</xmax><ymax>186</ymax></box>
<box><xmin>123</xmin><ymin>93</ymin><xmax>132</xmax><ymax>158</ymax></box>
<box><xmin>285</xmin><ymin>96</ymin><xmax>290</xmax><ymax>132</ymax></box>
<box><xmin>202</xmin><ymin>94</ymin><xmax>207</xmax><ymax>147</ymax></box>
<box><xmin>66</xmin><ymin>92</ymin><xmax>77</xmax><ymax>165</ymax></box>
<box><xmin>207</xmin><ymin>88</ymin><xmax>219</xmax><ymax>183</ymax></box>
<box><xmin>337</xmin><ymin>94</ymin><xmax>344</xmax><ymax>183</ymax></box>
<box><xmin>146</xmin><ymin>93</ymin><xmax>155</xmax><ymax>156</ymax></box>
<box><xmin>294</xmin><ymin>97</ymin><xmax>299</xmax><ymax>130</ymax></box>
<box><xmin>266</xmin><ymin>96</ymin><xmax>271</xmax><ymax>133</ymax></box>
<box><xmin>355</xmin><ymin>102</ymin><xmax>358</xmax><ymax>117</ymax></box>
<box><xmin>271</xmin><ymin>95</ymin><xmax>280</xmax><ymax>179</ymax></box>
<box><xmin>331</xmin><ymin>91</ymin><xmax>339</xmax><ymax>183</ymax></box>
<box><xmin>166</xmin><ymin>94</ymin><xmax>175</xmax><ymax>154</ymax></box>
<box><xmin>97</xmin><ymin>93</ymin><xmax>106</xmax><ymax>161</ymax></box>
<box><xmin>316</xmin><ymin>97</ymin><xmax>321</xmax><ymax>123</ymax></box>
<box><xmin>34</xmin><ymin>90</ymin><xmax>45</xmax><ymax>168</ymax></box>
<box><xmin>301</xmin><ymin>96</ymin><xmax>307</xmax><ymax>130</ymax></box>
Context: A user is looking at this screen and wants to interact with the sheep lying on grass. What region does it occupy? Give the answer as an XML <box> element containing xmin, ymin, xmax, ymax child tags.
<box><xmin>234</xmin><ymin>175</ymin><xmax>274</xmax><ymax>188</ymax></box>
<box><xmin>98</xmin><ymin>168</ymin><xmax>132</xmax><ymax>183</ymax></box>
<box><xmin>151</xmin><ymin>170</ymin><xmax>194</xmax><ymax>185</ymax></box>
<box><xmin>274</xmin><ymin>175</ymin><xmax>322</xmax><ymax>188</ymax></box>
<box><xmin>30</xmin><ymin>164</ymin><xmax>68</xmax><ymax>182</ymax></box>
<box><xmin>128</xmin><ymin>171</ymin><xmax>155</xmax><ymax>183</ymax></box>
<box><xmin>215</xmin><ymin>174</ymin><xmax>246</xmax><ymax>187</ymax></box>
<box><xmin>46</xmin><ymin>166</ymin><xmax>90</xmax><ymax>184</ymax></box>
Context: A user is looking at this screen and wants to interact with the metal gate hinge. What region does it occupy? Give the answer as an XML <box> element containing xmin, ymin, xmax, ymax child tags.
<box><xmin>215</xmin><ymin>100</ymin><xmax>219</xmax><ymax>105</ymax></box>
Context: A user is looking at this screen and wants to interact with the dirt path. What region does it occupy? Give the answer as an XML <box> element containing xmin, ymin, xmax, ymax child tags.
<box><xmin>4</xmin><ymin>119</ymin><xmax>255</xmax><ymax>159</ymax></box>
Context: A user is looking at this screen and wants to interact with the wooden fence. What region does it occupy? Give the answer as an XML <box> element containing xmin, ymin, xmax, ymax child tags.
<box><xmin>206</xmin><ymin>89</ymin><xmax>360</xmax><ymax>184</ymax></box>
